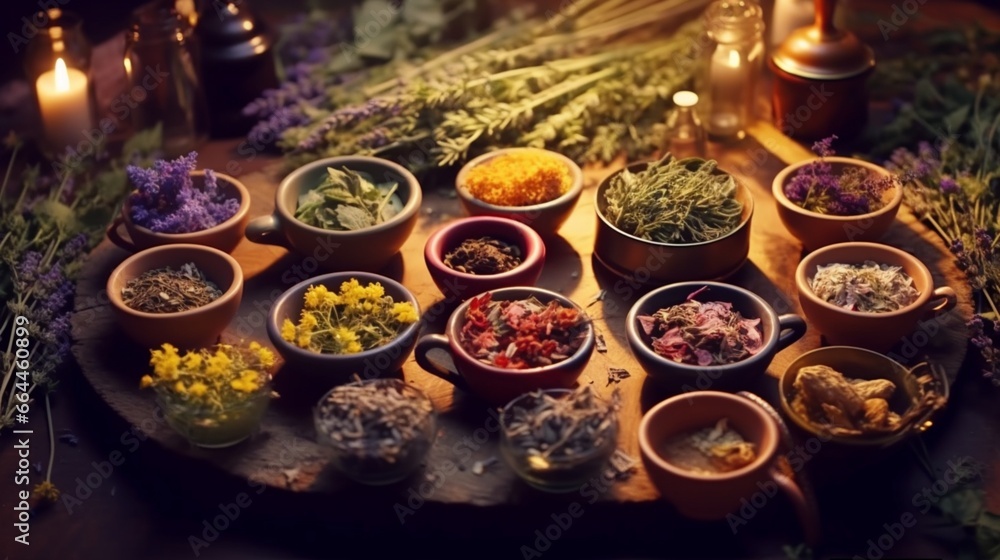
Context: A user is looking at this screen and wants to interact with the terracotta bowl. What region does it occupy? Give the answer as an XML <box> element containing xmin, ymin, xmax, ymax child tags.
<box><xmin>267</xmin><ymin>272</ymin><xmax>421</xmax><ymax>384</ymax></box>
<box><xmin>424</xmin><ymin>216</ymin><xmax>545</xmax><ymax>301</ymax></box>
<box><xmin>106</xmin><ymin>244</ymin><xmax>243</xmax><ymax>349</ymax></box>
<box><xmin>626</xmin><ymin>282</ymin><xmax>806</xmax><ymax>391</ymax></box>
<box><xmin>773</xmin><ymin>157</ymin><xmax>902</xmax><ymax>251</ymax></box>
<box><xmin>455</xmin><ymin>148</ymin><xmax>583</xmax><ymax>235</ymax></box>
<box><xmin>778</xmin><ymin>346</ymin><xmax>949</xmax><ymax>449</ymax></box>
<box><xmin>107</xmin><ymin>170</ymin><xmax>251</xmax><ymax>254</ymax></box>
<box><xmin>796</xmin><ymin>242</ymin><xmax>957</xmax><ymax>352</ymax></box>
<box><xmin>414</xmin><ymin>287</ymin><xmax>595</xmax><ymax>405</ymax></box>
<box><xmin>639</xmin><ymin>391</ymin><xmax>814</xmax><ymax>531</ymax></box>
<box><xmin>594</xmin><ymin>161</ymin><xmax>753</xmax><ymax>285</ymax></box>
<box><xmin>246</xmin><ymin>156</ymin><xmax>421</xmax><ymax>272</ymax></box>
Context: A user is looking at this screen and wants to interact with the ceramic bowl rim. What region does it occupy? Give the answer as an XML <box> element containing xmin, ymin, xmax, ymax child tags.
<box><xmin>455</xmin><ymin>147</ymin><xmax>584</xmax><ymax>213</ymax></box>
<box><xmin>795</xmin><ymin>241</ymin><xmax>934</xmax><ymax>319</ymax></box>
<box><xmin>444</xmin><ymin>287</ymin><xmax>595</xmax><ymax>375</ymax></box>
<box><xmin>267</xmin><ymin>271</ymin><xmax>422</xmax><ymax>362</ymax></box>
<box><xmin>123</xmin><ymin>170</ymin><xmax>251</xmax><ymax>239</ymax></box>
<box><xmin>772</xmin><ymin>156</ymin><xmax>903</xmax><ymax>223</ymax></box>
<box><xmin>777</xmin><ymin>345</ymin><xmax>918</xmax><ymax>445</ymax></box>
<box><xmin>424</xmin><ymin>216</ymin><xmax>545</xmax><ymax>281</ymax></box>
<box><xmin>594</xmin><ymin>161</ymin><xmax>755</xmax><ymax>248</ymax></box>
<box><xmin>273</xmin><ymin>156</ymin><xmax>423</xmax><ymax>238</ymax></box>
<box><xmin>625</xmin><ymin>282</ymin><xmax>782</xmax><ymax>372</ymax></box>
<box><xmin>638</xmin><ymin>390</ymin><xmax>778</xmax><ymax>481</ymax></box>
<box><xmin>106</xmin><ymin>243</ymin><xmax>243</xmax><ymax>319</ymax></box>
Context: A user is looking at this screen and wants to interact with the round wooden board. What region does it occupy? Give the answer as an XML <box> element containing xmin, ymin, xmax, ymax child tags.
<box><xmin>72</xmin><ymin>127</ymin><xmax>972</xmax><ymax>509</ymax></box>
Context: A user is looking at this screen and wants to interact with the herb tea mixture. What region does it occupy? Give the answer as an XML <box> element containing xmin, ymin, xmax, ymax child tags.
<box><xmin>637</xmin><ymin>286</ymin><xmax>763</xmax><ymax>366</ymax></box>
<box><xmin>783</xmin><ymin>136</ymin><xmax>897</xmax><ymax>216</ymax></box>
<box><xmin>602</xmin><ymin>155</ymin><xmax>743</xmax><ymax>244</ymax></box>
<box><xmin>810</xmin><ymin>261</ymin><xmax>920</xmax><ymax>313</ymax></box>
<box><xmin>294</xmin><ymin>167</ymin><xmax>402</xmax><ymax>230</ymax></box>
<box><xmin>315</xmin><ymin>378</ymin><xmax>434</xmax><ymax>468</ymax></box>
<box><xmin>444</xmin><ymin>236</ymin><xmax>522</xmax><ymax>275</ymax></box>
<box><xmin>460</xmin><ymin>293</ymin><xmax>588</xmax><ymax>369</ymax></box>
<box><xmin>121</xmin><ymin>262</ymin><xmax>223</xmax><ymax>313</ymax></box>
<box><xmin>463</xmin><ymin>151</ymin><xmax>571</xmax><ymax>207</ymax></box>
<box><xmin>502</xmin><ymin>386</ymin><xmax>618</xmax><ymax>467</ymax></box>
<box><xmin>660</xmin><ymin>419</ymin><xmax>757</xmax><ymax>475</ymax></box>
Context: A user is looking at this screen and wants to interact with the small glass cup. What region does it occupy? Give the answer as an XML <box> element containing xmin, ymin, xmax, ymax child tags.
<box><xmin>314</xmin><ymin>379</ymin><xmax>436</xmax><ymax>486</ymax></box>
<box><xmin>159</xmin><ymin>386</ymin><xmax>271</xmax><ymax>448</ymax></box>
<box><xmin>500</xmin><ymin>389</ymin><xmax>618</xmax><ymax>493</ymax></box>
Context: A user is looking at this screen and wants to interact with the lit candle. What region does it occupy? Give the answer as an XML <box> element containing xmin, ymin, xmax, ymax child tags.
<box><xmin>36</xmin><ymin>58</ymin><xmax>92</xmax><ymax>149</ymax></box>
<box><xmin>708</xmin><ymin>46</ymin><xmax>748</xmax><ymax>139</ymax></box>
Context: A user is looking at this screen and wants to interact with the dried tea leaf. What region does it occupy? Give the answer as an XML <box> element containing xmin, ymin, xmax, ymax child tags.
<box><xmin>335</xmin><ymin>205</ymin><xmax>375</xmax><ymax>230</ymax></box>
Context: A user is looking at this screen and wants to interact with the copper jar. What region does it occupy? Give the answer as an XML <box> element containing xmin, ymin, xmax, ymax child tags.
<box><xmin>769</xmin><ymin>0</ymin><xmax>874</xmax><ymax>140</ymax></box>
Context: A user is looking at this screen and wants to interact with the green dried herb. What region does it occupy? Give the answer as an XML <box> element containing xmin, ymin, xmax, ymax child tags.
<box><xmin>602</xmin><ymin>154</ymin><xmax>743</xmax><ymax>244</ymax></box>
<box><xmin>810</xmin><ymin>261</ymin><xmax>920</xmax><ymax>313</ymax></box>
<box><xmin>121</xmin><ymin>262</ymin><xmax>223</xmax><ymax>313</ymax></box>
<box><xmin>294</xmin><ymin>167</ymin><xmax>402</xmax><ymax>230</ymax></box>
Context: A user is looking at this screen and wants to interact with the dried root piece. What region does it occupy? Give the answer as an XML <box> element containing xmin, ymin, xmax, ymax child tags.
<box><xmin>851</xmin><ymin>379</ymin><xmax>897</xmax><ymax>400</ymax></box>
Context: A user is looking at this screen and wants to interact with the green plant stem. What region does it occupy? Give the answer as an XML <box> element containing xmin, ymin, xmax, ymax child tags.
<box><xmin>0</xmin><ymin>143</ymin><xmax>20</xmax><ymax>200</ymax></box>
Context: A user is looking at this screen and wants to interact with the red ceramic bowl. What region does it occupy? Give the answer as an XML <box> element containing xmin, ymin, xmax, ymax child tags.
<box><xmin>424</xmin><ymin>217</ymin><xmax>545</xmax><ymax>301</ymax></box>
<box><xmin>414</xmin><ymin>287</ymin><xmax>595</xmax><ymax>405</ymax></box>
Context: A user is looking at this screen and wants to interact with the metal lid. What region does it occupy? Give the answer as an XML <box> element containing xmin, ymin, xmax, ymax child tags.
<box><xmin>771</xmin><ymin>0</ymin><xmax>874</xmax><ymax>80</ymax></box>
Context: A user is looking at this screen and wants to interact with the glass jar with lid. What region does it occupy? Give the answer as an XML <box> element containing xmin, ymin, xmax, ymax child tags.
<box><xmin>697</xmin><ymin>0</ymin><xmax>765</xmax><ymax>142</ymax></box>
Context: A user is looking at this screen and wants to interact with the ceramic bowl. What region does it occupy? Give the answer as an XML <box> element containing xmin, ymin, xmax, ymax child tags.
<box><xmin>594</xmin><ymin>161</ymin><xmax>753</xmax><ymax>285</ymax></box>
<box><xmin>246</xmin><ymin>156</ymin><xmax>421</xmax><ymax>271</ymax></box>
<box><xmin>796</xmin><ymin>242</ymin><xmax>957</xmax><ymax>352</ymax></box>
<box><xmin>414</xmin><ymin>287</ymin><xmax>595</xmax><ymax>405</ymax></box>
<box><xmin>424</xmin><ymin>216</ymin><xmax>546</xmax><ymax>301</ymax></box>
<box><xmin>773</xmin><ymin>157</ymin><xmax>902</xmax><ymax>250</ymax></box>
<box><xmin>639</xmin><ymin>391</ymin><xmax>814</xmax><ymax>527</ymax></box>
<box><xmin>314</xmin><ymin>378</ymin><xmax>436</xmax><ymax>485</ymax></box>
<box><xmin>499</xmin><ymin>389</ymin><xmax>618</xmax><ymax>493</ymax></box>
<box><xmin>626</xmin><ymin>282</ymin><xmax>806</xmax><ymax>391</ymax></box>
<box><xmin>106</xmin><ymin>244</ymin><xmax>244</xmax><ymax>349</ymax></box>
<box><xmin>778</xmin><ymin>346</ymin><xmax>949</xmax><ymax>448</ymax></box>
<box><xmin>455</xmin><ymin>148</ymin><xmax>583</xmax><ymax>235</ymax></box>
<box><xmin>267</xmin><ymin>272</ymin><xmax>422</xmax><ymax>383</ymax></box>
<box><xmin>107</xmin><ymin>170</ymin><xmax>251</xmax><ymax>254</ymax></box>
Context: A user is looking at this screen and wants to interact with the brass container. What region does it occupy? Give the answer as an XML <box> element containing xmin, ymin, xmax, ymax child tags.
<box><xmin>769</xmin><ymin>0</ymin><xmax>875</xmax><ymax>140</ymax></box>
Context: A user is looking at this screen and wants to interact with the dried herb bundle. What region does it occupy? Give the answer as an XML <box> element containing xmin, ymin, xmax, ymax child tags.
<box><xmin>121</xmin><ymin>263</ymin><xmax>223</xmax><ymax>313</ymax></box>
<box><xmin>294</xmin><ymin>167</ymin><xmax>402</xmax><ymax>230</ymax></box>
<box><xmin>460</xmin><ymin>293</ymin><xmax>588</xmax><ymax>369</ymax></box>
<box><xmin>443</xmin><ymin>236</ymin><xmax>522</xmax><ymax>275</ymax></box>
<box><xmin>791</xmin><ymin>364</ymin><xmax>944</xmax><ymax>437</ymax></box>
<box><xmin>315</xmin><ymin>378</ymin><xmax>434</xmax><ymax>467</ymax></box>
<box><xmin>502</xmin><ymin>386</ymin><xmax>618</xmax><ymax>465</ymax></box>
<box><xmin>637</xmin><ymin>286</ymin><xmax>763</xmax><ymax>366</ymax></box>
<box><xmin>810</xmin><ymin>261</ymin><xmax>919</xmax><ymax>313</ymax></box>
<box><xmin>603</xmin><ymin>155</ymin><xmax>743</xmax><ymax>244</ymax></box>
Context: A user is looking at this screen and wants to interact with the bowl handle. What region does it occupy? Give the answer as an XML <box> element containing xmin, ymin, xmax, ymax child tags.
<box><xmin>771</xmin><ymin>470</ymin><xmax>822</xmax><ymax>547</ymax></box>
<box><xmin>923</xmin><ymin>287</ymin><xmax>957</xmax><ymax>318</ymax></box>
<box><xmin>106</xmin><ymin>217</ymin><xmax>137</xmax><ymax>252</ymax></box>
<box><xmin>246</xmin><ymin>213</ymin><xmax>289</xmax><ymax>248</ymax></box>
<box><xmin>775</xmin><ymin>314</ymin><xmax>807</xmax><ymax>351</ymax></box>
<box><xmin>414</xmin><ymin>334</ymin><xmax>468</xmax><ymax>390</ymax></box>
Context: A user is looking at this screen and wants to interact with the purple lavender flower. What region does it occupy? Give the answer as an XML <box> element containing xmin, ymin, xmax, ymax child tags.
<box><xmin>296</xmin><ymin>98</ymin><xmax>401</xmax><ymax>152</ymax></box>
<box><xmin>16</xmin><ymin>252</ymin><xmax>42</xmax><ymax>284</ymax></box>
<box><xmin>939</xmin><ymin>175</ymin><xmax>960</xmax><ymax>194</ymax></box>
<box><xmin>61</xmin><ymin>233</ymin><xmax>89</xmax><ymax>263</ymax></box>
<box><xmin>811</xmin><ymin>135</ymin><xmax>838</xmax><ymax>158</ymax></box>
<box><xmin>126</xmin><ymin>153</ymin><xmax>239</xmax><ymax>234</ymax></box>
<box><xmin>357</xmin><ymin>127</ymin><xmax>391</xmax><ymax>150</ymax></box>
<box><xmin>975</xmin><ymin>227</ymin><xmax>994</xmax><ymax>253</ymax></box>
<box><xmin>247</xmin><ymin>105</ymin><xmax>311</xmax><ymax>149</ymax></box>
<box><xmin>968</xmin><ymin>315</ymin><xmax>1000</xmax><ymax>386</ymax></box>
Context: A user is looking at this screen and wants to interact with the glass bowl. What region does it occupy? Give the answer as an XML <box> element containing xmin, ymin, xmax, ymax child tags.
<box><xmin>314</xmin><ymin>378</ymin><xmax>436</xmax><ymax>485</ymax></box>
<box><xmin>159</xmin><ymin>386</ymin><xmax>271</xmax><ymax>448</ymax></box>
<box><xmin>499</xmin><ymin>389</ymin><xmax>618</xmax><ymax>493</ymax></box>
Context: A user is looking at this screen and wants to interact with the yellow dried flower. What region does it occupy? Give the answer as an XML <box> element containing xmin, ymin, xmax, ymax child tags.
<box><xmin>174</xmin><ymin>381</ymin><xmax>187</xmax><ymax>394</ymax></box>
<box><xmin>392</xmin><ymin>302</ymin><xmax>419</xmax><ymax>324</ymax></box>
<box><xmin>364</xmin><ymin>282</ymin><xmax>385</xmax><ymax>300</ymax></box>
<box><xmin>189</xmin><ymin>382</ymin><xmax>208</xmax><ymax>397</ymax></box>
<box><xmin>334</xmin><ymin>326</ymin><xmax>362</xmax><ymax>354</ymax></box>
<box><xmin>151</xmin><ymin>343</ymin><xmax>181</xmax><ymax>379</ymax></box>
<box><xmin>281</xmin><ymin>319</ymin><xmax>297</xmax><ymax>342</ymax></box>
<box><xmin>305</xmin><ymin>284</ymin><xmax>331</xmax><ymax>309</ymax></box>
<box><xmin>464</xmin><ymin>151</ymin><xmax>571</xmax><ymax>207</ymax></box>
<box><xmin>183</xmin><ymin>352</ymin><xmax>203</xmax><ymax>370</ymax></box>
<box><xmin>33</xmin><ymin>481</ymin><xmax>60</xmax><ymax>502</ymax></box>
<box><xmin>140</xmin><ymin>375</ymin><xmax>154</xmax><ymax>388</ymax></box>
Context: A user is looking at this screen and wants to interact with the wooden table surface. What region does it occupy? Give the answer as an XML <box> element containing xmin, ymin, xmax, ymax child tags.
<box><xmin>10</xmin><ymin>2</ymin><xmax>1000</xmax><ymax>559</ymax></box>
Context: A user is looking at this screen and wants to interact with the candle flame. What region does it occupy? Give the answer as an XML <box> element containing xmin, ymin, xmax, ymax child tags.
<box><xmin>728</xmin><ymin>49</ymin><xmax>740</xmax><ymax>68</ymax></box>
<box><xmin>54</xmin><ymin>58</ymin><xmax>70</xmax><ymax>92</ymax></box>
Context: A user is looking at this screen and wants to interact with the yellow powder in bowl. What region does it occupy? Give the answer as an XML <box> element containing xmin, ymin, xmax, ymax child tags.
<box><xmin>463</xmin><ymin>151</ymin><xmax>572</xmax><ymax>207</ymax></box>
